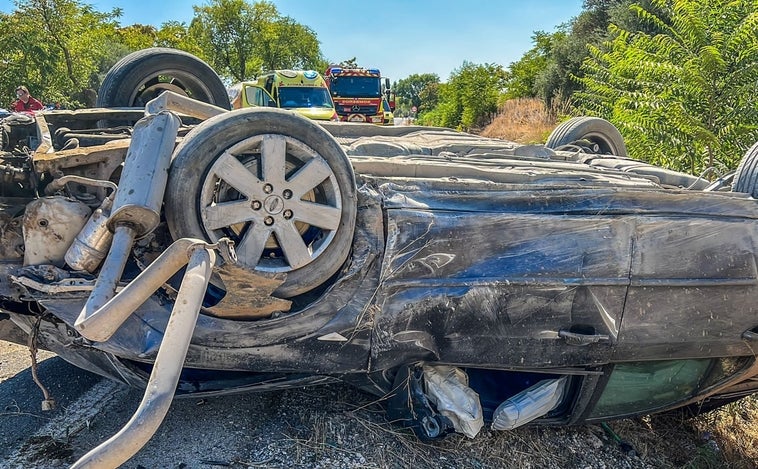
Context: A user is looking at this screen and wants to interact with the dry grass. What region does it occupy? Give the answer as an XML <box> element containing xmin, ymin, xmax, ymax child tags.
<box><xmin>692</xmin><ymin>395</ymin><xmax>758</xmax><ymax>467</ymax></box>
<box><xmin>273</xmin><ymin>385</ymin><xmax>758</xmax><ymax>468</ymax></box>
<box><xmin>480</xmin><ymin>97</ymin><xmax>566</xmax><ymax>144</ymax></box>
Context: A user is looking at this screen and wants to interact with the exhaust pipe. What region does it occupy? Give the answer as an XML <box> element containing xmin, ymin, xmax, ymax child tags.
<box><xmin>74</xmin><ymin>238</ymin><xmax>228</xmax><ymax>341</ymax></box>
<box><xmin>74</xmin><ymin>110</ymin><xmax>180</xmax><ymax>335</ymax></box>
<box><xmin>70</xmin><ymin>244</ymin><xmax>217</xmax><ymax>469</ymax></box>
<box><xmin>69</xmin><ymin>92</ymin><xmax>238</xmax><ymax>468</ymax></box>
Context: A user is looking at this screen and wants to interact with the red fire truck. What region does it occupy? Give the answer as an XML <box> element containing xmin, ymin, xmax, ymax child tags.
<box><xmin>324</xmin><ymin>65</ymin><xmax>395</xmax><ymax>125</ymax></box>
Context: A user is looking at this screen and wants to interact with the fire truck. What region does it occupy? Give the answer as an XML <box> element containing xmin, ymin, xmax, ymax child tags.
<box><xmin>324</xmin><ymin>65</ymin><xmax>395</xmax><ymax>125</ymax></box>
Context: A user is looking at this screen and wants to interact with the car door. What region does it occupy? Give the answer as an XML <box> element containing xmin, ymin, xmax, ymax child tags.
<box><xmin>369</xmin><ymin>188</ymin><xmax>634</xmax><ymax>371</ymax></box>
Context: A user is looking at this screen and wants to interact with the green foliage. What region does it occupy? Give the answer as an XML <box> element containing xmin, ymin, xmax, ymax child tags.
<box><xmin>393</xmin><ymin>73</ymin><xmax>440</xmax><ymax>116</ymax></box>
<box><xmin>256</xmin><ymin>16</ymin><xmax>324</xmax><ymax>72</ymax></box>
<box><xmin>0</xmin><ymin>0</ymin><xmax>327</xmax><ymax>106</ymax></box>
<box><xmin>502</xmin><ymin>31</ymin><xmax>554</xmax><ymax>100</ymax></box>
<box><xmin>0</xmin><ymin>0</ymin><xmax>122</xmax><ymax>107</ymax></box>
<box><xmin>575</xmin><ymin>0</ymin><xmax>758</xmax><ymax>174</ymax></box>
<box><xmin>189</xmin><ymin>0</ymin><xmax>271</xmax><ymax>81</ymax></box>
<box><xmin>189</xmin><ymin>0</ymin><xmax>324</xmax><ymax>82</ymax></box>
<box><xmin>503</xmin><ymin>1</ymin><xmax>664</xmax><ymax>105</ymax></box>
<box><xmin>420</xmin><ymin>62</ymin><xmax>506</xmax><ymax>131</ymax></box>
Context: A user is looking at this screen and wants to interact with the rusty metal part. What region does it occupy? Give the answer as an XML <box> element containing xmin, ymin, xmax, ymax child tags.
<box><xmin>0</xmin><ymin>213</ymin><xmax>24</xmax><ymax>260</ymax></box>
<box><xmin>32</xmin><ymin>138</ymin><xmax>130</xmax><ymax>174</ymax></box>
<box><xmin>74</xmin><ymin>238</ymin><xmax>232</xmax><ymax>342</ymax></box>
<box><xmin>77</xmin><ymin>224</ymin><xmax>137</xmax><ymax>333</ymax></box>
<box><xmin>206</xmin><ymin>263</ymin><xmax>291</xmax><ymax>319</ymax></box>
<box><xmin>11</xmin><ymin>274</ymin><xmax>101</xmax><ymax>294</ymax></box>
<box><xmin>73</xmin><ymin>111</ymin><xmax>182</xmax><ymax>323</ymax></box>
<box><xmin>28</xmin><ymin>315</ymin><xmax>55</xmax><ymax>411</ymax></box>
<box><xmin>43</xmin><ymin>174</ymin><xmax>117</xmax><ymax>196</ymax></box>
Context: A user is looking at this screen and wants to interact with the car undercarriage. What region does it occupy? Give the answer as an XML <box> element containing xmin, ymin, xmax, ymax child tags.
<box><xmin>1</xmin><ymin>48</ymin><xmax>757</xmax><ymax>468</ymax></box>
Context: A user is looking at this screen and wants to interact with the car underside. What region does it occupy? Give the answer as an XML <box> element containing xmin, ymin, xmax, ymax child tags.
<box><xmin>1</xmin><ymin>48</ymin><xmax>757</xmax><ymax>468</ymax></box>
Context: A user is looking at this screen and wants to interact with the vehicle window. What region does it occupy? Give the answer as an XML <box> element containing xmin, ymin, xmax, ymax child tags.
<box><xmin>244</xmin><ymin>86</ymin><xmax>257</xmax><ymax>107</ymax></box>
<box><xmin>278</xmin><ymin>87</ymin><xmax>332</xmax><ymax>108</ymax></box>
<box><xmin>590</xmin><ymin>359</ymin><xmax>711</xmax><ymax>418</ymax></box>
<box><xmin>330</xmin><ymin>76</ymin><xmax>382</xmax><ymax>98</ymax></box>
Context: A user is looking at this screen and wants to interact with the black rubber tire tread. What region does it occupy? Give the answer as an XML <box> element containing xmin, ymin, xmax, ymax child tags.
<box><xmin>732</xmin><ymin>141</ymin><xmax>758</xmax><ymax>198</ymax></box>
<box><xmin>97</xmin><ymin>47</ymin><xmax>231</xmax><ymax>110</ymax></box>
<box><xmin>165</xmin><ymin>107</ymin><xmax>357</xmax><ymax>298</ymax></box>
<box><xmin>545</xmin><ymin>116</ymin><xmax>628</xmax><ymax>157</ymax></box>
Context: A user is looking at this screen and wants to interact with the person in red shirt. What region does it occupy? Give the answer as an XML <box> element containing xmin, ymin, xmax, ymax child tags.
<box><xmin>11</xmin><ymin>85</ymin><xmax>44</xmax><ymax>112</ymax></box>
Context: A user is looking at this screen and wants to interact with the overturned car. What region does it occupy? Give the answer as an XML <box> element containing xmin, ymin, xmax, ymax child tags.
<box><xmin>1</xmin><ymin>49</ymin><xmax>758</xmax><ymax>467</ymax></box>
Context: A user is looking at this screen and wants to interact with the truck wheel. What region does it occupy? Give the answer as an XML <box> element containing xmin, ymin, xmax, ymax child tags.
<box><xmin>545</xmin><ymin>116</ymin><xmax>627</xmax><ymax>156</ymax></box>
<box><xmin>97</xmin><ymin>47</ymin><xmax>230</xmax><ymax>121</ymax></box>
<box><xmin>732</xmin><ymin>141</ymin><xmax>758</xmax><ymax>198</ymax></box>
<box><xmin>165</xmin><ymin>108</ymin><xmax>357</xmax><ymax>298</ymax></box>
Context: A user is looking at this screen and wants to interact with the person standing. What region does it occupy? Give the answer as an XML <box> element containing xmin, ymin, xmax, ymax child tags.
<box><xmin>11</xmin><ymin>86</ymin><xmax>44</xmax><ymax>112</ymax></box>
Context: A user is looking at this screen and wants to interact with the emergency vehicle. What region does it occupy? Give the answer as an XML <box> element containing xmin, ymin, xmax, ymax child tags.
<box><xmin>229</xmin><ymin>70</ymin><xmax>338</xmax><ymax>121</ymax></box>
<box><xmin>324</xmin><ymin>66</ymin><xmax>395</xmax><ymax>125</ymax></box>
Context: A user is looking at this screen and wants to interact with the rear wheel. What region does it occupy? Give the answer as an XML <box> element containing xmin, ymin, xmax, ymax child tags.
<box><xmin>546</xmin><ymin>116</ymin><xmax>627</xmax><ymax>156</ymax></box>
<box><xmin>97</xmin><ymin>48</ymin><xmax>230</xmax><ymax>126</ymax></box>
<box><xmin>165</xmin><ymin>108</ymin><xmax>357</xmax><ymax>298</ymax></box>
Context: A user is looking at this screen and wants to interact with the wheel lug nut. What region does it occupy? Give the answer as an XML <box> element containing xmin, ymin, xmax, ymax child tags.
<box><xmin>282</xmin><ymin>189</ymin><xmax>292</xmax><ymax>199</ymax></box>
<box><xmin>264</xmin><ymin>216</ymin><xmax>274</xmax><ymax>226</ymax></box>
<box><xmin>263</xmin><ymin>183</ymin><xmax>273</xmax><ymax>194</ymax></box>
<box><xmin>283</xmin><ymin>209</ymin><xmax>293</xmax><ymax>220</ymax></box>
<box><xmin>251</xmin><ymin>200</ymin><xmax>262</xmax><ymax>210</ymax></box>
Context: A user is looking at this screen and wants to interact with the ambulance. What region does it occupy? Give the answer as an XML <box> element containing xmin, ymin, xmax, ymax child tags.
<box><xmin>229</xmin><ymin>70</ymin><xmax>338</xmax><ymax>121</ymax></box>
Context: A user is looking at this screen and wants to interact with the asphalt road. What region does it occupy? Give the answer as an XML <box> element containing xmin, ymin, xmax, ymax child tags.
<box><xmin>0</xmin><ymin>340</ymin><xmax>393</xmax><ymax>469</ymax></box>
<box><xmin>0</xmin><ymin>341</ymin><xmax>102</xmax><ymax>463</ymax></box>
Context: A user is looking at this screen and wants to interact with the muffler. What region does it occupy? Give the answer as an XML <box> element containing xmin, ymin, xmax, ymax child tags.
<box><xmin>74</xmin><ymin>110</ymin><xmax>180</xmax><ymax>333</ymax></box>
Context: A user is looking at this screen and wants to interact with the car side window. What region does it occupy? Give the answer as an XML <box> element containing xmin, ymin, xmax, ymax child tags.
<box><xmin>590</xmin><ymin>359</ymin><xmax>712</xmax><ymax>418</ymax></box>
<box><xmin>243</xmin><ymin>86</ymin><xmax>275</xmax><ymax>108</ymax></box>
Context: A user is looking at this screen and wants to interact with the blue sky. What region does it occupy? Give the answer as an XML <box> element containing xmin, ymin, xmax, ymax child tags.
<box><xmin>2</xmin><ymin>0</ymin><xmax>585</xmax><ymax>81</ymax></box>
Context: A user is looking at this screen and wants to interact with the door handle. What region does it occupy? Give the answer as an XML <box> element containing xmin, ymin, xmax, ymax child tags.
<box><xmin>558</xmin><ymin>329</ymin><xmax>610</xmax><ymax>346</ymax></box>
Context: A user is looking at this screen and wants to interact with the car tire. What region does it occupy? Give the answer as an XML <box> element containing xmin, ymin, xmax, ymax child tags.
<box><xmin>732</xmin><ymin>141</ymin><xmax>758</xmax><ymax>198</ymax></box>
<box><xmin>97</xmin><ymin>47</ymin><xmax>231</xmax><ymax>112</ymax></box>
<box><xmin>545</xmin><ymin>116</ymin><xmax>627</xmax><ymax>156</ymax></box>
<box><xmin>165</xmin><ymin>107</ymin><xmax>357</xmax><ymax>298</ymax></box>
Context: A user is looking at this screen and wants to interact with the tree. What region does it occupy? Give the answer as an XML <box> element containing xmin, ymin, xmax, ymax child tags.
<box><xmin>393</xmin><ymin>73</ymin><xmax>440</xmax><ymax>115</ymax></box>
<box><xmin>0</xmin><ymin>0</ymin><xmax>122</xmax><ymax>107</ymax></box>
<box><xmin>503</xmin><ymin>31</ymin><xmax>556</xmax><ymax>100</ymax></box>
<box><xmin>189</xmin><ymin>0</ymin><xmax>323</xmax><ymax>82</ymax></box>
<box><xmin>421</xmin><ymin>62</ymin><xmax>507</xmax><ymax>131</ymax></box>
<box><xmin>575</xmin><ymin>0</ymin><xmax>758</xmax><ymax>174</ymax></box>
<box><xmin>189</xmin><ymin>0</ymin><xmax>269</xmax><ymax>82</ymax></box>
<box><xmin>257</xmin><ymin>16</ymin><xmax>324</xmax><ymax>72</ymax></box>
<box><xmin>502</xmin><ymin>1</ymin><xmax>665</xmax><ymax>106</ymax></box>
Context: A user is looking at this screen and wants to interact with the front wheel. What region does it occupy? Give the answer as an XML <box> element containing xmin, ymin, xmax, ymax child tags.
<box><xmin>165</xmin><ymin>108</ymin><xmax>357</xmax><ymax>298</ymax></box>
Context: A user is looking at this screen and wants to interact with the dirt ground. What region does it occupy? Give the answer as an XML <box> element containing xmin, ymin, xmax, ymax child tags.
<box><xmin>3</xmin><ymin>339</ymin><xmax>757</xmax><ymax>468</ymax></box>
